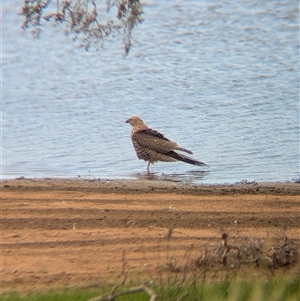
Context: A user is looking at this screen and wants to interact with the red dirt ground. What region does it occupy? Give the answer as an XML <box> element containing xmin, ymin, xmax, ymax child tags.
<box><xmin>1</xmin><ymin>179</ymin><xmax>299</xmax><ymax>292</ymax></box>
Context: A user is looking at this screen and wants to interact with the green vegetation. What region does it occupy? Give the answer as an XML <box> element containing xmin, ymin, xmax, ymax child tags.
<box><xmin>2</xmin><ymin>278</ymin><xmax>299</xmax><ymax>301</ymax></box>
<box><xmin>3</xmin><ymin>230</ymin><xmax>298</xmax><ymax>301</ymax></box>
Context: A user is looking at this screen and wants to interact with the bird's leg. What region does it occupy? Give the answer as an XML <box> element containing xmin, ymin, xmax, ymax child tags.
<box><xmin>146</xmin><ymin>161</ymin><xmax>150</xmax><ymax>173</ymax></box>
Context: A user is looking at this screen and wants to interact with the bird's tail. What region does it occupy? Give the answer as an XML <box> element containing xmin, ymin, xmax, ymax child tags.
<box><xmin>167</xmin><ymin>151</ymin><xmax>209</xmax><ymax>167</ymax></box>
<box><xmin>175</xmin><ymin>146</ymin><xmax>193</xmax><ymax>154</ymax></box>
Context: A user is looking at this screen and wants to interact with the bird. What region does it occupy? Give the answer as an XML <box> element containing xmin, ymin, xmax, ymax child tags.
<box><xmin>125</xmin><ymin>116</ymin><xmax>208</xmax><ymax>172</ymax></box>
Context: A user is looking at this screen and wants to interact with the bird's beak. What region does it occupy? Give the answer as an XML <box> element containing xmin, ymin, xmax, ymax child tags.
<box><xmin>125</xmin><ymin>118</ymin><xmax>130</xmax><ymax>124</ymax></box>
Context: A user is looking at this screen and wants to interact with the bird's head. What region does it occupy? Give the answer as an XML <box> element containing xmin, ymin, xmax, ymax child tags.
<box><xmin>126</xmin><ymin>116</ymin><xmax>145</xmax><ymax>127</ymax></box>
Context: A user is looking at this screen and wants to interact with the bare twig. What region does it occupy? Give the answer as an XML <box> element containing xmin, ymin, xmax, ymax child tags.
<box><xmin>165</xmin><ymin>228</ymin><xmax>173</xmax><ymax>240</ymax></box>
<box><xmin>221</xmin><ymin>233</ymin><xmax>240</xmax><ymax>266</ymax></box>
<box><xmin>265</xmin><ymin>233</ymin><xmax>299</xmax><ymax>268</ymax></box>
<box><xmin>87</xmin><ymin>283</ymin><xmax>158</xmax><ymax>301</ymax></box>
<box><xmin>173</xmin><ymin>271</ymin><xmax>205</xmax><ymax>301</ymax></box>
<box><xmin>121</xmin><ymin>249</ymin><xmax>126</xmax><ymax>276</ymax></box>
<box><xmin>111</xmin><ymin>276</ymin><xmax>126</xmax><ymax>295</ymax></box>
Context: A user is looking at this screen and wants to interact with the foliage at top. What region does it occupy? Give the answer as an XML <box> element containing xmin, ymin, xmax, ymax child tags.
<box><xmin>19</xmin><ymin>0</ymin><xmax>144</xmax><ymax>54</ymax></box>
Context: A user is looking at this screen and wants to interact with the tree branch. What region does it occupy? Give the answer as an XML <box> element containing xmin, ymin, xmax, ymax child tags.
<box><xmin>88</xmin><ymin>284</ymin><xmax>158</xmax><ymax>301</ymax></box>
<box><xmin>19</xmin><ymin>0</ymin><xmax>143</xmax><ymax>54</ymax></box>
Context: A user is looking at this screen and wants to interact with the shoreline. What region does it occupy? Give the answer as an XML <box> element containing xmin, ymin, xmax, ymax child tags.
<box><xmin>1</xmin><ymin>177</ymin><xmax>299</xmax><ymax>195</ymax></box>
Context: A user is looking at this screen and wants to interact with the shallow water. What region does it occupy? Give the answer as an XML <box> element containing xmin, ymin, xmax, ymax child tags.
<box><xmin>2</xmin><ymin>0</ymin><xmax>299</xmax><ymax>183</ymax></box>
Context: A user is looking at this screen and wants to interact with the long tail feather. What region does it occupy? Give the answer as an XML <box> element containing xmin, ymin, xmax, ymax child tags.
<box><xmin>175</xmin><ymin>147</ymin><xmax>193</xmax><ymax>154</ymax></box>
<box><xmin>167</xmin><ymin>151</ymin><xmax>209</xmax><ymax>167</ymax></box>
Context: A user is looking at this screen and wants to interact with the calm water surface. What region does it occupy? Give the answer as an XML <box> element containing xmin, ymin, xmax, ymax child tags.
<box><xmin>2</xmin><ymin>0</ymin><xmax>299</xmax><ymax>183</ymax></box>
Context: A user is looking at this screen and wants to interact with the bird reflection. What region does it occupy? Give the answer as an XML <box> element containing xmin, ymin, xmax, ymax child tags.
<box><xmin>130</xmin><ymin>170</ymin><xmax>209</xmax><ymax>183</ymax></box>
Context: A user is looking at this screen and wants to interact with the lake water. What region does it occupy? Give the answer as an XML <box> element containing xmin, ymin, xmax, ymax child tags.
<box><xmin>2</xmin><ymin>0</ymin><xmax>299</xmax><ymax>183</ymax></box>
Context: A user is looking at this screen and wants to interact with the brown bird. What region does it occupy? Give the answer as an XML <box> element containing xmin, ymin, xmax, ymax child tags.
<box><xmin>126</xmin><ymin>116</ymin><xmax>208</xmax><ymax>172</ymax></box>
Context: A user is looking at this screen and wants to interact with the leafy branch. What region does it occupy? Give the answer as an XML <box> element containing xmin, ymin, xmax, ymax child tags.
<box><xmin>19</xmin><ymin>0</ymin><xmax>144</xmax><ymax>54</ymax></box>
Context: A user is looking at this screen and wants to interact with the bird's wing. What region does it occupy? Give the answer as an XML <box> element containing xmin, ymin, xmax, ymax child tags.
<box><xmin>132</xmin><ymin>129</ymin><xmax>179</xmax><ymax>154</ymax></box>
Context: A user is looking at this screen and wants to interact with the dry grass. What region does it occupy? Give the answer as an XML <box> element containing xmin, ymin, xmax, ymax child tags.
<box><xmin>87</xmin><ymin>229</ymin><xmax>299</xmax><ymax>301</ymax></box>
